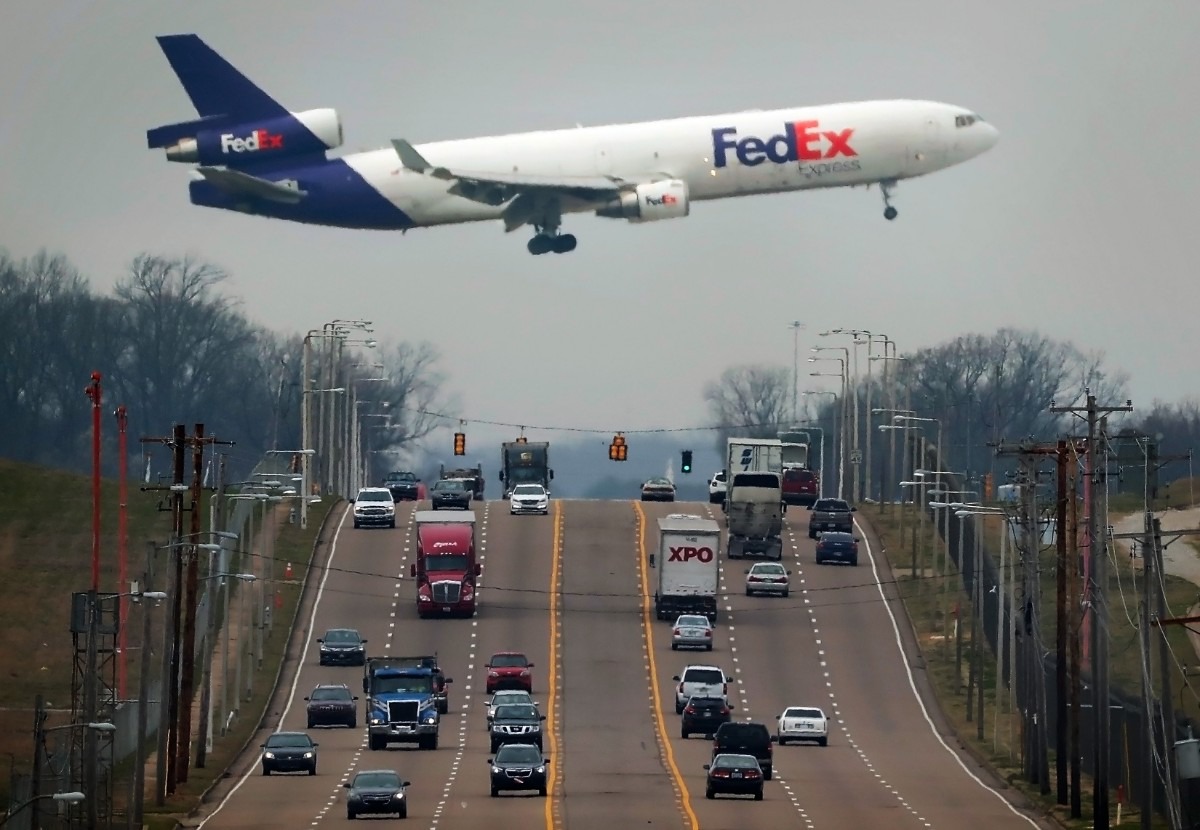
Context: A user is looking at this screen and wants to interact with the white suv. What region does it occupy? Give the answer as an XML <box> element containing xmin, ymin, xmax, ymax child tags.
<box><xmin>671</xmin><ymin>664</ymin><xmax>732</xmax><ymax>714</ymax></box>
<box><xmin>707</xmin><ymin>471</ymin><xmax>727</xmax><ymax>504</ymax></box>
<box><xmin>352</xmin><ymin>487</ymin><xmax>396</xmax><ymax>529</ymax></box>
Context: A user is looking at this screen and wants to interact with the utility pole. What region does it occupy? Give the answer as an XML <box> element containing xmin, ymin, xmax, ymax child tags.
<box><xmin>1055</xmin><ymin>440</ymin><xmax>1069</xmax><ymax>807</ymax></box>
<box><xmin>32</xmin><ymin>693</ymin><xmax>45</xmax><ymax>830</ymax></box>
<box><xmin>1068</xmin><ymin>465</ymin><xmax>1082</xmax><ymax>818</ymax></box>
<box><xmin>132</xmin><ymin>550</ymin><xmax>154</xmax><ymax>830</ymax></box>
<box><xmin>789</xmin><ymin>321</ymin><xmax>804</xmax><ymax>423</ymax></box>
<box><xmin>1051</xmin><ymin>392</ymin><xmax>1134</xmax><ymax>830</ymax></box>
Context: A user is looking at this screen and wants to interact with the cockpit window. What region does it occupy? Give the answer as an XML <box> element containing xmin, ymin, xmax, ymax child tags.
<box><xmin>955</xmin><ymin>113</ymin><xmax>984</xmax><ymax>128</ymax></box>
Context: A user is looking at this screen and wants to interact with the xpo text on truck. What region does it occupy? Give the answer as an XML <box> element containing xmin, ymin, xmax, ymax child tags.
<box><xmin>653</xmin><ymin>514</ymin><xmax>721</xmax><ymax>623</ymax></box>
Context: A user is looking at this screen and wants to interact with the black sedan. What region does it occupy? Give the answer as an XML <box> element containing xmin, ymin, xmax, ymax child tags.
<box><xmin>430</xmin><ymin>479</ymin><xmax>472</xmax><ymax>510</ymax></box>
<box><xmin>305</xmin><ymin>684</ymin><xmax>358</xmax><ymax>728</ymax></box>
<box><xmin>318</xmin><ymin>628</ymin><xmax>367</xmax><ymax>666</ymax></box>
<box><xmin>640</xmin><ymin>477</ymin><xmax>676</xmax><ymax>502</ymax></box>
<box><xmin>704</xmin><ymin>753</ymin><xmax>764</xmax><ymax>800</ymax></box>
<box><xmin>344</xmin><ymin>769</ymin><xmax>411</xmax><ymax>819</ymax></box>
<box><xmin>814</xmin><ymin>531</ymin><xmax>860</xmax><ymax>566</ymax></box>
<box><xmin>260</xmin><ymin>731</ymin><xmax>318</xmax><ymax>775</ymax></box>
<box><xmin>489</xmin><ymin>743</ymin><xmax>549</xmax><ymax>797</ymax></box>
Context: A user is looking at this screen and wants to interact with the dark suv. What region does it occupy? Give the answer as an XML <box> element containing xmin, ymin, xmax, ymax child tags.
<box><xmin>489</xmin><ymin>703</ymin><xmax>546</xmax><ymax>753</ymax></box>
<box><xmin>712</xmin><ymin>721</ymin><xmax>775</xmax><ymax>780</ymax></box>
<box><xmin>430</xmin><ymin>478</ymin><xmax>472</xmax><ymax>510</ymax></box>
<box><xmin>681</xmin><ymin>695</ymin><xmax>733</xmax><ymax>739</ymax></box>
<box><xmin>305</xmin><ymin>684</ymin><xmax>358</xmax><ymax>728</ymax></box>
<box><xmin>807</xmin><ymin>498</ymin><xmax>855</xmax><ymax>538</ymax></box>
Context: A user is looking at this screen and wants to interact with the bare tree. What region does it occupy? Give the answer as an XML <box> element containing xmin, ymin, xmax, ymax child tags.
<box><xmin>703</xmin><ymin>365</ymin><xmax>791</xmax><ymax>452</ymax></box>
<box><xmin>368</xmin><ymin>341</ymin><xmax>457</xmax><ymax>450</ymax></box>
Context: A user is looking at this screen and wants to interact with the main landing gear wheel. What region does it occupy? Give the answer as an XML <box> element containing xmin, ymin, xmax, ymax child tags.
<box><xmin>881</xmin><ymin>180</ymin><xmax>898</xmax><ymax>221</ymax></box>
<box><xmin>527</xmin><ymin>233</ymin><xmax>577</xmax><ymax>255</ymax></box>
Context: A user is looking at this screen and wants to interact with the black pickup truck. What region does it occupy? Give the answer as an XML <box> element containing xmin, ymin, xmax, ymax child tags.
<box><xmin>383</xmin><ymin>471</ymin><xmax>421</xmax><ymax>502</ymax></box>
<box><xmin>807</xmin><ymin>498</ymin><xmax>855</xmax><ymax>538</ymax></box>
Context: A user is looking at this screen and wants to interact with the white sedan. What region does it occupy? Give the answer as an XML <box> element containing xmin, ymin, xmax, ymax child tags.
<box><xmin>485</xmin><ymin>690</ymin><xmax>538</xmax><ymax>722</ymax></box>
<box><xmin>745</xmin><ymin>562</ymin><xmax>790</xmax><ymax>597</ymax></box>
<box><xmin>776</xmin><ymin>705</ymin><xmax>828</xmax><ymax>746</ymax></box>
<box><xmin>510</xmin><ymin>484</ymin><xmax>549</xmax><ymax>515</ymax></box>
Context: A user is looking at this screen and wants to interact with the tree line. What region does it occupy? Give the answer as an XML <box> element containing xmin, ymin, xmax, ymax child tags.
<box><xmin>0</xmin><ymin>249</ymin><xmax>453</xmax><ymax>481</ymax></box>
<box><xmin>704</xmin><ymin>329</ymin><xmax>1199</xmax><ymax>497</ymax></box>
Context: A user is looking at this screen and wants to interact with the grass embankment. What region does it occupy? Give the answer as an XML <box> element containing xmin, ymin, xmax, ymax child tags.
<box><xmin>0</xmin><ymin>457</ymin><xmax>334</xmax><ymax>828</ymax></box>
<box><xmin>867</xmin><ymin>476</ymin><xmax>1200</xmax><ymax>830</ymax></box>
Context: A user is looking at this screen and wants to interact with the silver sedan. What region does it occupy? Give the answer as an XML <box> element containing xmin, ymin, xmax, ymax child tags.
<box><xmin>671</xmin><ymin>614</ymin><xmax>714</xmax><ymax>651</ymax></box>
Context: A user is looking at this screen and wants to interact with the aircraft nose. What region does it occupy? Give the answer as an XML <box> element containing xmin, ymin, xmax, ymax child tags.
<box><xmin>978</xmin><ymin>122</ymin><xmax>999</xmax><ymax>153</ymax></box>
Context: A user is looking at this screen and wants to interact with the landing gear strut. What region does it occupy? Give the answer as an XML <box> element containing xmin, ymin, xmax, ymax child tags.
<box><xmin>527</xmin><ymin>233</ymin><xmax>577</xmax><ymax>255</ymax></box>
<box><xmin>881</xmin><ymin>180</ymin><xmax>898</xmax><ymax>221</ymax></box>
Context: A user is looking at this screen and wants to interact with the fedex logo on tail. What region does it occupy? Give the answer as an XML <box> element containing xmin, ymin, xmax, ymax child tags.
<box><xmin>220</xmin><ymin>128</ymin><xmax>284</xmax><ymax>154</ymax></box>
<box><xmin>712</xmin><ymin>121</ymin><xmax>856</xmax><ymax>168</ymax></box>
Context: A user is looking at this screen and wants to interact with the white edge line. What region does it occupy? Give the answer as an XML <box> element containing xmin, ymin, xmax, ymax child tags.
<box><xmin>196</xmin><ymin>506</ymin><xmax>350</xmax><ymax>829</ymax></box>
<box><xmin>857</xmin><ymin>516</ymin><xmax>1041</xmax><ymax>828</ymax></box>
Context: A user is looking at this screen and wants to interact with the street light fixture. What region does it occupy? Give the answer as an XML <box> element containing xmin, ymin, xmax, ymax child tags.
<box><xmin>1</xmin><ymin>791</ymin><xmax>86</xmax><ymax>829</ymax></box>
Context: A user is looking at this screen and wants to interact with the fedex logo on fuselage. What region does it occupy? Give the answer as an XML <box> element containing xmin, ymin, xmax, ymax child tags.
<box><xmin>712</xmin><ymin>120</ymin><xmax>856</xmax><ymax>168</ymax></box>
<box><xmin>220</xmin><ymin>129</ymin><xmax>284</xmax><ymax>154</ymax></box>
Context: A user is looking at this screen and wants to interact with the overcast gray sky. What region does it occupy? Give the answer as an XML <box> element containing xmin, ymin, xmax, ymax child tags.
<box><xmin>2</xmin><ymin>1</ymin><xmax>1197</xmax><ymax>454</ymax></box>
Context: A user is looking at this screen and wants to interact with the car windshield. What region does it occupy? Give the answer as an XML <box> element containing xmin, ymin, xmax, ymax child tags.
<box><xmin>512</xmin><ymin>485</ymin><xmax>545</xmax><ymax>496</ymax></box>
<box><xmin>784</xmin><ymin>707</ymin><xmax>823</xmax><ymax>719</ymax></box>
<box><xmin>494</xmin><ymin>704</ymin><xmax>538</xmax><ymax>720</ymax></box>
<box><xmin>323</xmin><ymin>629</ymin><xmax>360</xmax><ymax>644</ymax></box>
<box><xmin>435</xmin><ymin>480</ymin><xmax>464</xmax><ymax>491</ymax></box>
<box><xmin>683</xmin><ymin>668</ymin><xmax>723</xmax><ymax>685</ymax></box>
<box><xmin>645</xmin><ymin>479</ymin><xmax>672</xmax><ymax>487</ymax></box>
<box><xmin>689</xmin><ymin>696</ymin><xmax>725</xmax><ymax>706</ymax></box>
<box><xmin>713</xmin><ymin>754</ymin><xmax>757</xmax><ymax>768</ymax></box>
<box><xmin>816</xmin><ymin>499</ymin><xmax>850</xmax><ymax>511</ymax></box>
<box><xmin>676</xmin><ymin>616</ymin><xmax>709</xmax><ymax>627</ymax></box>
<box><xmin>753</xmin><ymin>564</ymin><xmax>786</xmax><ymax>575</ymax></box>
<box><xmin>357</xmin><ymin>491</ymin><xmax>390</xmax><ymax>502</ymax></box>
<box><xmin>424</xmin><ymin>554</ymin><xmax>469</xmax><ymax>572</ymax></box>
<box><xmin>310</xmin><ymin>687</ymin><xmax>351</xmax><ymax>702</ymax></box>
<box><xmin>496</xmin><ymin>745</ymin><xmax>543</xmax><ymax>764</ymax></box>
<box><xmin>386</xmin><ymin>473</ymin><xmax>416</xmax><ymax>482</ymax></box>
<box><xmin>492</xmin><ymin>692</ymin><xmax>532</xmax><ymax>705</ymax></box>
<box><xmin>354</xmin><ymin>772</ymin><xmax>401</xmax><ymax>789</ymax></box>
<box><xmin>490</xmin><ymin>654</ymin><xmax>528</xmax><ymax>668</ymax></box>
<box><xmin>374</xmin><ymin>676</ymin><xmax>433</xmax><ymax>694</ymax></box>
<box><xmin>266</xmin><ymin>733</ymin><xmax>312</xmax><ymax>748</ymax></box>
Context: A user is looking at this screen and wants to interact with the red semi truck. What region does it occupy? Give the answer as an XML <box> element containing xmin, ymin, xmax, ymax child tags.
<box><xmin>409</xmin><ymin>510</ymin><xmax>481</xmax><ymax>618</ymax></box>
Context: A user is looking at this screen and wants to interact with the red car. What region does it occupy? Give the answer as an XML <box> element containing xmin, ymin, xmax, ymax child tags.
<box><xmin>782</xmin><ymin>467</ymin><xmax>819</xmax><ymax>507</ymax></box>
<box><xmin>486</xmin><ymin>652</ymin><xmax>534</xmax><ymax>693</ymax></box>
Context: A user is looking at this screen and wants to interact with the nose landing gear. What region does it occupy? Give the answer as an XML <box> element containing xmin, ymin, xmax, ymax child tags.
<box><xmin>881</xmin><ymin>180</ymin><xmax>898</xmax><ymax>220</ymax></box>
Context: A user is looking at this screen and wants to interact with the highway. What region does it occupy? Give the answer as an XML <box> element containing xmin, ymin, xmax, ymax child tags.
<box><xmin>194</xmin><ymin>498</ymin><xmax>1053</xmax><ymax>830</ymax></box>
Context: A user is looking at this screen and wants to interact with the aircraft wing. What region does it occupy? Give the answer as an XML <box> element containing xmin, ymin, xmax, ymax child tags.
<box><xmin>194</xmin><ymin>166</ymin><xmax>308</xmax><ymax>204</ymax></box>
<box><xmin>392</xmin><ymin>139</ymin><xmax>625</xmax><ymax>231</ymax></box>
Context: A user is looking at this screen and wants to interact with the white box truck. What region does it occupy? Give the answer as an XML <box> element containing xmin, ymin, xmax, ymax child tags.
<box><xmin>653</xmin><ymin>514</ymin><xmax>721</xmax><ymax>623</ymax></box>
<box><xmin>726</xmin><ymin>472</ymin><xmax>784</xmax><ymax>560</ymax></box>
<box><xmin>726</xmin><ymin>437</ymin><xmax>783</xmax><ymax>477</ymax></box>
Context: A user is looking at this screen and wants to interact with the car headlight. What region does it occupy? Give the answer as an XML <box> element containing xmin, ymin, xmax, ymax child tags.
<box><xmin>536</xmin><ymin>765</ymin><xmax>546</xmax><ymax>773</ymax></box>
<box><xmin>370</xmin><ymin>717</ymin><xmax>384</xmax><ymax>725</ymax></box>
<box><xmin>263</xmin><ymin>752</ymin><xmax>275</xmax><ymax>759</ymax></box>
<box><xmin>491</xmin><ymin>766</ymin><xmax>501</xmax><ymax>774</ymax></box>
<box><xmin>393</xmin><ymin>791</ymin><xmax>406</xmax><ymax>800</ymax></box>
<box><xmin>422</xmin><ymin>714</ymin><xmax>437</xmax><ymax>724</ymax></box>
<box><xmin>303</xmin><ymin>751</ymin><xmax>314</xmax><ymax>759</ymax></box>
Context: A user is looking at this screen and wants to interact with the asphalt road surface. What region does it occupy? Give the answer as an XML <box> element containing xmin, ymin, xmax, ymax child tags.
<box><xmin>191</xmin><ymin>498</ymin><xmax>1055</xmax><ymax>830</ymax></box>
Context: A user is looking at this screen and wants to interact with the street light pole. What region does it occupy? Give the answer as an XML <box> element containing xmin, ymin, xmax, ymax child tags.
<box><xmin>789</xmin><ymin>321</ymin><xmax>804</xmax><ymax>423</ymax></box>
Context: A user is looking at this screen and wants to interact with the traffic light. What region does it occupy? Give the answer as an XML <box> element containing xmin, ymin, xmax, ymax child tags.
<box><xmin>609</xmin><ymin>434</ymin><xmax>627</xmax><ymax>461</ymax></box>
<box><xmin>681</xmin><ymin>450</ymin><xmax>693</xmax><ymax>474</ymax></box>
<box><xmin>453</xmin><ymin>432</ymin><xmax>466</xmax><ymax>456</ymax></box>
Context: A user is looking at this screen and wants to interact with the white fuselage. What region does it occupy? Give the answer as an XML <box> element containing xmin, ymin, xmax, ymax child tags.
<box><xmin>343</xmin><ymin>99</ymin><xmax>997</xmax><ymax>227</ymax></box>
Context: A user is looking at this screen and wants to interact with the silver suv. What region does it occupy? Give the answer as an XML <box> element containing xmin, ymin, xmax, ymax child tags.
<box><xmin>672</xmin><ymin>664</ymin><xmax>733</xmax><ymax>714</ymax></box>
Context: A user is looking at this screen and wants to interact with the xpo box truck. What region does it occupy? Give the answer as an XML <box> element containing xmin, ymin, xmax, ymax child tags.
<box><xmin>653</xmin><ymin>514</ymin><xmax>721</xmax><ymax>623</ymax></box>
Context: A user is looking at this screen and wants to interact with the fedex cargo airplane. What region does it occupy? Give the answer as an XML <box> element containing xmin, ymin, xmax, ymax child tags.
<box><xmin>148</xmin><ymin>34</ymin><xmax>998</xmax><ymax>255</ymax></box>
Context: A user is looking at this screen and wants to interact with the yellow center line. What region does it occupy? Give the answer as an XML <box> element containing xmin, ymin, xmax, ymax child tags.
<box><xmin>545</xmin><ymin>500</ymin><xmax>563</xmax><ymax>830</ymax></box>
<box><xmin>634</xmin><ymin>501</ymin><xmax>699</xmax><ymax>830</ymax></box>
